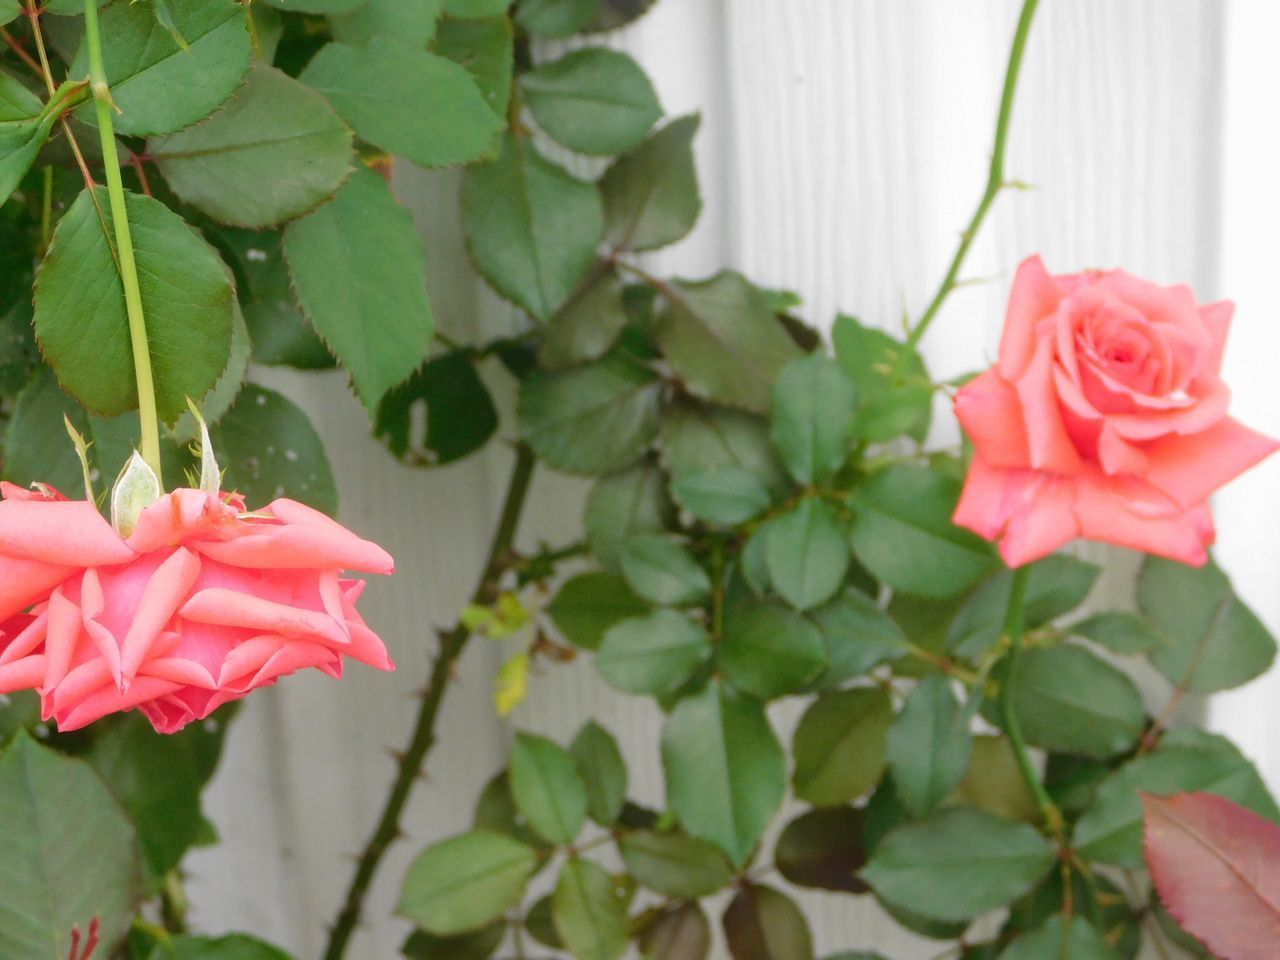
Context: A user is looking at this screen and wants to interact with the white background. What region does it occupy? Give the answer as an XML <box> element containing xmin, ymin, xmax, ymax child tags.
<box><xmin>186</xmin><ymin>2</ymin><xmax>1280</xmax><ymax>957</ymax></box>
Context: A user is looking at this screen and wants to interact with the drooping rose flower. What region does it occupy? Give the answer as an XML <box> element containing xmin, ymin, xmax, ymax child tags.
<box><xmin>953</xmin><ymin>256</ymin><xmax>1278</xmax><ymax>567</ymax></box>
<box><xmin>0</xmin><ymin>484</ymin><xmax>394</xmax><ymax>733</ymax></box>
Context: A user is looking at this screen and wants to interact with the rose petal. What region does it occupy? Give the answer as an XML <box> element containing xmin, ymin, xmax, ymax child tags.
<box><xmin>1198</xmin><ymin>300</ymin><xmax>1233</xmax><ymax>377</ymax></box>
<box><xmin>120</xmin><ymin>547</ymin><xmax>202</xmax><ymax>688</ymax></box>
<box><xmin>1015</xmin><ymin>334</ymin><xmax>1083</xmax><ymax>473</ymax></box>
<box><xmin>1097</xmin><ymin>423</ymin><xmax>1150</xmax><ymax>476</ymax></box>
<box><xmin>0</xmin><ymin>556</ymin><xmax>77</xmax><ymax>623</ymax></box>
<box><xmin>1072</xmin><ymin>475</ymin><xmax>1211</xmax><ymax>566</ymax></box>
<box><xmin>128</xmin><ymin>489</ymin><xmax>242</xmax><ymax>553</ymax></box>
<box><xmin>55</xmin><ymin>676</ymin><xmax>183</xmax><ymax>733</ymax></box>
<box><xmin>180</xmin><ymin>588</ymin><xmax>351</xmax><ymax>648</ymax></box>
<box><xmin>1143</xmin><ymin>417</ymin><xmax>1280</xmax><ymax>508</ymax></box>
<box><xmin>998</xmin><ymin>255</ymin><xmax>1063</xmax><ymax>380</ymax></box>
<box><xmin>0</xmin><ymin>655</ymin><xmax>44</xmax><ymax>694</ymax></box>
<box><xmin>954</xmin><ymin>371</ymin><xmax>1031</xmax><ymax>467</ymax></box>
<box><xmin>0</xmin><ymin>610</ymin><xmax>47</xmax><ymax>666</ymax></box>
<box><xmin>0</xmin><ymin>500</ymin><xmax>133</xmax><ymax>566</ymax></box>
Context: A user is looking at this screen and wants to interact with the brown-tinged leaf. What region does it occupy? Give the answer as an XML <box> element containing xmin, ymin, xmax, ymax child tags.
<box><xmin>1143</xmin><ymin>791</ymin><xmax>1280</xmax><ymax>960</ymax></box>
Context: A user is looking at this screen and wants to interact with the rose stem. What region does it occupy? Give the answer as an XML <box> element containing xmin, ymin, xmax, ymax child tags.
<box><xmin>82</xmin><ymin>0</ymin><xmax>164</xmax><ymax>485</ymax></box>
<box><xmin>322</xmin><ymin>445</ymin><xmax>537</xmax><ymax>960</ymax></box>
<box><xmin>902</xmin><ymin>0</ymin><xmax>1040</xmax><ymax>357</ymax></box>
<box><xmin>998</xmin><ymin>563</ymin><xmax>1066</xmax><ymax>841</ymax></box>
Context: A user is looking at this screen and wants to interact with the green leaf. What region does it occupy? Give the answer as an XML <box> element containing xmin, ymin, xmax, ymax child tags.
<box><xmin>862</xmin><ymin>806</ymin><xmax>1057</xmax><ymax>922</ymax></box>
<box><xmin>85</xmin><ymin>714</ymin><xmax>207</xmax><ymax>882</ymax></box>
<box><xmin>523</xmin><ymin>47</ymin><xmax>661</xmax><ymax>155</ymax></box>
<box><xmin>472</xmin><ymin>772</ymin><xmax>547</xmax><ymax>849</ymax></box>
<box><xmin>722</xmin><ymin>884</ymin><xmax>814</xmax><ymax>960</ymax></box>
<box><xmin>402</xmin><ymin>921</ymin><xmax>505</xmax><ymax>960</ymax></box>
<box><xmin>850</xmin><ymin>464</ymin><xmax>997</xmax><ymax>598</ymax></box>
<box><xmin>1069</xmin><ymin>611</ymin><xmax>1164</xmax><ymax>656</ymax></box>
<box><xmin>765</xmin><ymin>498</ymin><xmax>849</xmax><ymax>611</ymax></box>
<box><xmin>832</xmin><ymin>314</ymin><xmax>932</xmax><ymax>444</ymax></box>
<box><xmin>211</xmin><ymin>384</ymin><xmax>337</xmax><ymax>514</ymax></box>
<box><xmin>284</xmin><ymin>167</ymin><xmax>434</xmax><ymax>413</ymax></box>
<box><xmin>1138</xmin><ymin>555</ymin><xmax>1277</xmax><ymax>693</ymax></box>
<box><xmin>1072</xmin><ymin>728</ymin><xmax>1279</xmax><ymax>867</ymax></box>
<box><xmin>946</xmin><ymin>555</ymin><xmax>1100</xmax><ymax>658</ymax></box>
<box><xmin>603</xmin><ymin>114</ymin><xmax>701</xmax><ymax>252</ymax></box>
<box><xmin>720</xmin><ymin>602</ymin><xmax>826</xmax><ymax>700</ymax></box>
<box><xmin>1006</xmin><ymin>872</ymin><xmax>1139</xmax><ymax>960</ymax></box>
<box><xmin>775</xmin><ymin>807</ymin><xmax>868</xmax><ymax>894</ymax></box>
<box><xmin>662</xmin><ymin>680</ymin><xmax>785</xmax><ymax>866</ymax></box>
<box><xmin>209</xmin><ymin>227</ymin><xmax>332</xmax><ymax>369</ymax></box>
<box><xmin>515</xmin><ymin>0</ymin><xmax>597</xmax><ymax>37</ymax></box>
<box><xmin>809</xmin><ymin>588</ymin><xmax>910</xmax><ymax>688</ymax></box>
<box><xmin>301</xmin><ymin>37</ymin><xmax>501</xmax><ymax>168</ymax></box>
<box><xmin>997</xmin><ymin>916</ymin><xmax>1119</xmax><ymax>960</ymax></box>
<box><xmin>445</xmin><ymin>0</ymin><xmax>511</xmax><ymax>15</ymax></box>
<box><xmin>770</xmin><ymin>354</ymin><xmax>856</xmax><ymax>484</ymax></box>
<box><xmin>672</xmin><ymin>467</ymin><xmax>770</xmax><ymax>527</ymax></box>
<box><xmin>34</xmin><ymin>187</ymin><xmax>235</xmax><ymax>423</ymax></box>
<box><xmin>146</xmin><ymin>934</ymin><xmax>293</xmax><ymax>960</ymax></box>
<box><xmin>260</xmin><ymin>0</ymin><xmax>365</xmax><ymax>11</ymax></box>
<box><xmin>587</xmin><ymin>0</ymin><xmax>657</xmax><ymax>31</ymax></box>
<box><xmin>539</xmin><ymin>266</ymin><xmax>629</xmax><ymax>371</ymax></box>
<box><xmin>70</xmin><ymin>0</ymin><xmax>251</xmax><ymax>137</ymax></box>
<box><xmin>638</xmin><ymin>903</ymin><xmax>711</xmax><ymax>960</ymax></box>
<box><xmin>0</xmin><ymin>732</ymin><xmax>142</xmax><ymax>960</ymax></box>
<box><xmin>376</xmin><ymin>351</ymin><xmax>498</xmax><ymax>467</ymax></box>
<box><xmin>0</xmin><ymin>1</ymin><xmax>17</xmax><ymax>26</ymax></box>
<box><xmin>655</xmin><ymin>272</ymin><xmax>802</xmax><ymax>413</ymax></box>
<box><xmin>548</xmin><ymin>572</ymin><xmax>649</xmax><ymax>651</ymax></box>
<box><xmin>519</xmin><ymin>353</ymin><xmax>661</xmax><ymax>474</ymax></box>
<box><xmin>886</xmin><ymin>674</ymin><xmax>972</xmax><ymax>819</ymax></box>
<box><xmin>1</xmin><ymin>74</ymin><xmax>80</xmax><ymax>204</ymax></box>
<box><xmin>995</xmin><ymin>644</ymin><xmax>1145</xmax><ymax>759</ymax></box>
<box><xmin>553</xmin><ymin>857</ymin><xmax>629</xmax><ymax>960</ymax></box>
<box><xmin>585</xmin><ymin>463</ymin><xmax>674</xmax><ymax>570</ymax></box>
<box><xmin>2</xmin><ymin>367</ymin><xmax>188</xmax><ymax>498</ymax></box>
<box><xmin>958</xmin><ymin>736</ymin><xmax>1040</xmax><ymax>824</ymax></box>
<box><xmin>464</xmin><ymin>134</ymin><xmax>603</xmax><ymax>320</ymax></box>
<box><xmin>177</xmin><ymin>297</ymin><xmax>250</xmax><ymax>435</ymax></box>
<box><xmin>524</xmin><ymin>895</ymin><xmax>562</xmax><ymax>949</ymax></box>
<box><xmin>621</xmin><ymin>535</ymin><xmax>711</xmax><ymax>606</ymax></box>
<box><xmin>509</xmin><ymin>732</ymin><xmax>588</xmax><ymax>845</ymax></box>
<box><xmin>331</xmin><ymin>0</ymin><xmax>444</xmax><ymax>47</ymax></box>
<box><xmin>598</xmin><ymin>609</ymin><xmax>712</xmax><ymax>697</ymax></box>
<box><xmin>148</xmin><ymin>63</ymin><xmax>353</xmax><ymax>228</ymax></box>
<box><xmin>661</xmin><ymin>398</ymin><xmax>788</xmax><ymax>498</ymax></box>
<box><xmin>570</xmin><ymin>721</ymin><xmax>627</xmax><ymax>825</ymax></box>
<box><xmin>619</xmin><ymin>829</ymin><xmax>733</xmax><ymax>898</ymax></box>
<box><xmin>791</xmin><ymin>687</ymin><xmax>892</xmax><ymax>806</ymax></box>
<box><xmin>398</xmin><ymin>831</ymin><xmax>540</xmax><ymax>935</ymax></box>
<box><xmin>433</xmin><ymin>15</ymin><xmax>514</xmax><ymax>121</ymax></box>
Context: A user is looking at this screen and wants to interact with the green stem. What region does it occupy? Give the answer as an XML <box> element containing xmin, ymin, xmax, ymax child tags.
<box><xmin>82</xmin><ymin>0</ymin><xmax>163</xmax><ymax>484</ymax></box>
<box><xmin>903</xmin><ymin>0</ymin><xmax>1040</xmax><ymax>355</ymax></box>
<box><xmin>998</xmin><ymin>564</ymin><xmax>1065</xmax><ymax>838</ymax></box>
<box><xmin>322</xmin><ymin>446</ymin><xmax>537</xmax><ymax>960</ymax></box>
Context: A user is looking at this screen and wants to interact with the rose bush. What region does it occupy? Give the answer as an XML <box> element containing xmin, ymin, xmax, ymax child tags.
<box><xmin>954</xmin><ymin>255</ymin><xmax>1278</xmax><ymax>567</ymax></box>
<box><xmin>0</xmin><ymin>0</ymin><xmax>1276</xmax><ymax>959</ymax></box>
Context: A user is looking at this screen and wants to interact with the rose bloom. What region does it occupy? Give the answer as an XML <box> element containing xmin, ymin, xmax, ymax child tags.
<box><xmin>0</xmin><ymin>484</ymin><xmax>394</xmax><ymax>733</ymax></box>
<box><xmin>954</xmin><ymin>255</ymin><xmax>1278</xmax><ymax>568</ymax></box>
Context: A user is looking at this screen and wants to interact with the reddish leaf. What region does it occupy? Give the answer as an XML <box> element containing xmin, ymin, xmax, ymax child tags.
<box><xmin>1143</xmin><ymin>791</ymin><xmax>1280</xmax><ymax>960</ymax></box>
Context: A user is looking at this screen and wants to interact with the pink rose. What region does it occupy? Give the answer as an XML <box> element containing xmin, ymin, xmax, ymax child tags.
<box><xmin>953</xmin><ymin>256</ymin><xmax>1278</xmax><ymax>567</ymax></box>
<box><xmin>0</xmin><ymin>488</ymin><xmax>394</xmax><ymax>733</ymax></box>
